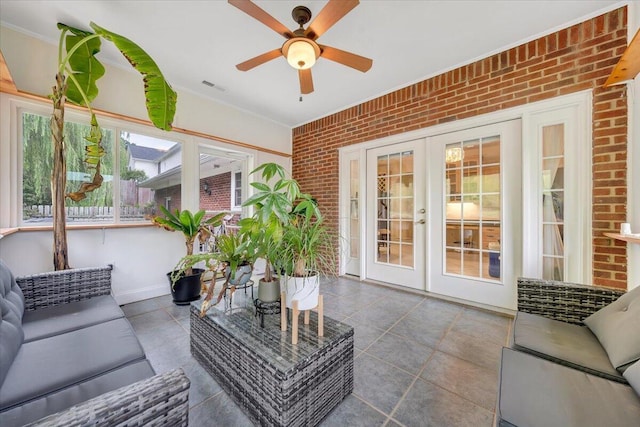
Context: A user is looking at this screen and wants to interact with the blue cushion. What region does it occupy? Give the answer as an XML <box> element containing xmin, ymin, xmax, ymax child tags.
<box><xmin>22</xmin><ymin>295</ymin><xmax>124</xmax><ymax>342</ymax></box>
<box><xmin>0</xmin><ymin>260</ymin><xmax>24</xmax><ymax>388</ymax></box>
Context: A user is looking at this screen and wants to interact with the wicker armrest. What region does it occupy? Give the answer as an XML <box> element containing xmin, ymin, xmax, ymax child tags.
<box><xmin>17</xmin><ymin>266</ymin><xmax>113</xmax><ymax>312</ymax></box>
<box><xmin>517</xmin><ymin>277</ymin><xmax>626</xmax><ymax>324</ymax></box>
<box><xmin>26</xmin><ymin>369</ymin><xmax>190</xmax><ymax>427</ymax></box>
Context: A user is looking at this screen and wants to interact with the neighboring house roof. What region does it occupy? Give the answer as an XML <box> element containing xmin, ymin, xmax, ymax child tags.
<box><xmin>128</xmin><ymin>143</ymin><xmax>166</xmax><ymax>161</ymax></box>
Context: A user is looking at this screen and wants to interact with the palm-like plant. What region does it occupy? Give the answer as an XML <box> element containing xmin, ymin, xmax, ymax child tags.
<box><xmin>151</xmin><ymin>207</ymin><xmax>226</xmax><ymax>275</ymax></box>
<box><xmin>51</xmin><ymin>22</ymin><xmax>177</xmax><ymax>270</ymax></box>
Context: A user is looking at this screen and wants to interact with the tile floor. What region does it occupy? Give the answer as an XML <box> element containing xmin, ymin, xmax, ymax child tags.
<box><xmin>121</xmin><ymin>276</ymin><xmax>513</xmax><ymax>427</ymax></box>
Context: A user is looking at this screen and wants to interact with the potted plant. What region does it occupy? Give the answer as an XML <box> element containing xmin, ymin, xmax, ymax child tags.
<box><xmin>50</xmin><ymin>22</ymin><xmax>177</xmax><ymax>270</ymax></box>
<box><xmin>215</xmin><ymin>232</ymin><xmax>256</xmax><ymax>287</ymax></box>
<box><xmin>280</xmin><ymin>200</ymin><xmax>335</xmax><ymax>310</ymax></box>
<box><xmin>239</xmin><ymin>163</ymin><xmax>302</xmax><ymax>302</ymax></box>
<box><xmin>151</xmin><ymin>207</ymin><xmax>225</xmax><ymax>305</ymax></box>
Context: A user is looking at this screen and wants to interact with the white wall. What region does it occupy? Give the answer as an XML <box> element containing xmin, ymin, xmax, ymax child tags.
<box><xmin>0</xmin><ymin>25</ymin><xmax>293</xmax><ymax>304</ymax></box>
<box><xmin>0</xmin><ymin>25</ymin><xmax>292</xmax><ymax>155</ymax></box>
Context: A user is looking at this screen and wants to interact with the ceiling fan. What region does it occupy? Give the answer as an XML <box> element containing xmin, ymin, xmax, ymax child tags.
<box><xmin>229</xmin><ymin>0</ymin><xmax>373</xmax><ymax>94</ymax></box>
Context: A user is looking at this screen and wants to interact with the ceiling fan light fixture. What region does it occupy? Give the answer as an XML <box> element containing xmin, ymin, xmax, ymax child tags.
<box><xmin>283</xmin><ymin>38</ymin><xmax>319</xmax><ymax>70</ymax></box>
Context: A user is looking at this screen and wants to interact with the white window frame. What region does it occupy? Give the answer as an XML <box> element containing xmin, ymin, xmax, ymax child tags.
<box><xmin>231</xmin><ymin>170</ymin><xmax>242</xmax><ymax>211</ymax></box>
<box><xmin>522</xmin><ymin>96</ymin><xmax>592</xmax><ymax>284</ymax></box>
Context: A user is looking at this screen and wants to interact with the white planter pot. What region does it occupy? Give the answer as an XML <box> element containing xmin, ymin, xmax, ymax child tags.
<box><xmin>284</xmin><ymin>273</ymin><xmax>319</xmax><ymax>310</ymax></box>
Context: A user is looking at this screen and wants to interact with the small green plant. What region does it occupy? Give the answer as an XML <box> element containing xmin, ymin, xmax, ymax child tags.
<box><xmin>215</xmin><ymin>232</ymin><xmax>256</xmax><ymax>280</ymax></box>
<box><xmin>151</xmin><ymin>207</ymin><xmax>226</xmax><ymax>276</ymax></box>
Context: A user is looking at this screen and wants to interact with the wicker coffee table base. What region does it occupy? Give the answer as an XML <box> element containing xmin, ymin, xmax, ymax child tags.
<box><xmin>190</xmin><ymin>303</ymin><xmax>354</xmax><ymax>427</ymax></box>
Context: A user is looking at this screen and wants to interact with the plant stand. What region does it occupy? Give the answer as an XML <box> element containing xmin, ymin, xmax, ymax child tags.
<box><xmin>280</xmin><ymin>291</ymin><xmax>324</xmax><ymax>345</ymax></box>
<box><xmin>254</xmin><ymin>298</ymin><xmax>281</xmax><ymax>328</ymax></box>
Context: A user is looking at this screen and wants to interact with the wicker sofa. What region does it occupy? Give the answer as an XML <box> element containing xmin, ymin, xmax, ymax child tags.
<box><xmin>0</xmin><ymin>260</ymin><xmax>190</xmax><ymax>426</ymax></box>
<box><xmin>496</xmin><ymin>278</ymin><xmax>640</xmax><ymax>426</ymax></box>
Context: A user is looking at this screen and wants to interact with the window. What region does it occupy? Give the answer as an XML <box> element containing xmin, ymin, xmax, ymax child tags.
<box><xmin>20</xmin><ymin>111</ymin><xmax>181</xmax><ymax>224</ymax></box>
<box><xmin>523</xmin><ymin>96</ymin><xmax>591</xmax><ymax>284</ymax></box>
<box><xmin>232</xmin><ymin>171</ymin><xmax>242</xmax><ymax>209</ymax></box>
<box><xmin>541</xmin><ymin>124</ymin><xmax>565</xmax><ymax>280</ymax></box>
<box><xmin>22</xmin><ymin>112</ymin><xmax>114</xmax><ymax>223</ymax></box>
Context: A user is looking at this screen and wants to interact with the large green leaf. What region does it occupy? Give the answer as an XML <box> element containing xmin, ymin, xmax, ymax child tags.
<box><xmin>90</xmin><ymin>22</ymin><xmax>177</xmax><ymax>131</ymax></box>
<box><xmin>58</xmin><ymin>23</ymin><xmax>105</xmax><ymax>106</ymax></box>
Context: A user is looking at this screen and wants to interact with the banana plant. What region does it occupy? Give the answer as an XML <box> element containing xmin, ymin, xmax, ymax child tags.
<box><xmin>51</xmin><ymin>22</ymin><xmax>177</xmax><ymax>270</ymax></box>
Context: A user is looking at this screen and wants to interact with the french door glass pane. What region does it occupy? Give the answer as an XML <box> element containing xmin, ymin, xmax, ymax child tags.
<box><xmin>376</xmin><ymin>151</ymin><xmax>414</xmax><ymax>267</ymax></box>
<box><xmin>444</xmin><ymin>135</ymin><xmax>501</xmax><ymax>281</ymax></box>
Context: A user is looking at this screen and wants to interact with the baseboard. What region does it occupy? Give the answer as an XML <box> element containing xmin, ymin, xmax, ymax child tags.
<box><xmin>114</xmin><ymin>285</ymin><xmax>170</xmax><ymax>306</ymax></box>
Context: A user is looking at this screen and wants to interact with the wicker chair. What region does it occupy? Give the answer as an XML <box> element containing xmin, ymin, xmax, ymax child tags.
<box><xmin>1</xmin><ymin>265</ymin><xmax>190</xmax><ymax>427</ymax></box>
<box><xmin>516</xmin><ymin>277</ymin><xmax>626</xmax><ymax>324</ymax></box>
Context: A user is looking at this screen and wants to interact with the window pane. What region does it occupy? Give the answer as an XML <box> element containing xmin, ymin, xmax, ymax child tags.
<box><xmin>122</xmin><ymin>132</ymin><xmax>180</xmax><ymax>220</ymax></box>
<box><xmin>541</xmin><ymin>124</ymin><xmax>565</xmax><ymax>280</ymax></box>
<box><xmin>22</xmin><ymin>112</ymin><xmax>114</xmax><ymax>224</ymax></box>
<box><xmin>444</xmin><ymin>135</ymin><xmax>501</xmax><ymax>282</ymax></box>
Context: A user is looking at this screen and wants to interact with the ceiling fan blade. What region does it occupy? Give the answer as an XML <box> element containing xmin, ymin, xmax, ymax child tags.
<box><xmin>299</xmin><ymin>69</ymin><xmax>314</xmax><ymax>94</ymax></box>
<box><xmin>319</xmin><ymin>45</ymin><xmax>372</xmax><ymax>72</ymax></box>
<box><xmin>236</xmin><ymin>49</ymin><xmax>282</xmax><ymax>71</ymax></box>
<box><xmin>228</xmin><ymin>0</ymin><xmax>293</xmax><ymax>39</ymax></box>
<box><xmin>305</xmin><ymin>0</ymin><xmax>359</xmax><ymax>40</ymax></box>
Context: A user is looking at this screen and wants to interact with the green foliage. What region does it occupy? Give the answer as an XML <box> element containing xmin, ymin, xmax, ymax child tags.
<box><xmin>240</xmin><ymin>162</ymin><xmax>329</xmax><ymax>279</ymax></box>
<box><xmin>21</xmin><ymin>112</ymin><xmax>116</xmax><ymax>210</ymax></box>
<box><xmin>58</xmin><ymin>23</ymin><xmax>105</xmax><ymax>106</ymax></box>
<box><xmin>152</xmin><ymin>207</ymin><xmax>226</xmax><ymax>258</ymax></box>
<box><xmin>55</xmin><ymin>21</ymin><xmax>177</xmax><ymax>202</ymax></box>
<box><xmin>90</xmin><ymin>22</ymin><xmax>177</xmax><ymax>131</ymax></box>
<box><xmin>121</xmin><ymin>169</ymin><xmax>148</xmax><ymax>183</ymax></box>
<box><xmin>215</xmin><ymin>233</ymin><xmax>256</xmax><ymax>279</ymax></box>
<box><xmin>280</xmin><ymin>210</ymin><xmax>335</xmax><ymax>278</ymax></box>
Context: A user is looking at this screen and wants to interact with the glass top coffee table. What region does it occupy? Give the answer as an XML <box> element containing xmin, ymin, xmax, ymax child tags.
<box><xmin>190</xmin><ymin>300</ymin><xmax>354</xmax><ymax>426</ymax></box>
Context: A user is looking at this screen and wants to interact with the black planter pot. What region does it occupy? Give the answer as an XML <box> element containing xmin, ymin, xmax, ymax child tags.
<box><xmin>167</xmin><ymin>268</ymin><xmax>204</xmax><ymax>305</ymax></box>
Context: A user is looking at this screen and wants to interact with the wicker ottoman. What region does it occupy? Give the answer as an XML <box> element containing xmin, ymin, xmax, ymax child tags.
<box><xmin>190</xmin><ymin>301</ymin><xmax>354</xmax><ymax>427</ymax></box>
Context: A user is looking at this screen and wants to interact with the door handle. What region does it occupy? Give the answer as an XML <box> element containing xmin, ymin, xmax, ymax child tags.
<box><xmin>418</xmin><ymin>208</ymin><xmax>426</xmax><ymax>214</ymax></box>
<box><xmin>415</xmin><ymin>219</ymin><xmax>425</xmax><ymax>224</ymax></box>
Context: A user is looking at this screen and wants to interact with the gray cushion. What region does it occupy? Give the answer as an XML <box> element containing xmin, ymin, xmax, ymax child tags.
<box><xmin>0</xmin><ymin>318</ymin><xmax>145</xmax><ymax>410</ymax></box>
<box><xmin>584</xmin><ymin>285</ymin><xmax>640</xmax><ymax>370</ymax></box>
<box><xmin>497</xmin><ymin>347</ymin><xmax>640</xmax><ymax>427</ymax></box>
<box><xmin>623</xmin><ymin>359</ymin><xmax>640</xmax><ymax>397</ymax></box>
<box><xmin>512</xmin><ymin>311</ymin><xmax>624</xmax><ymax>382</ymax></box>
<box><xmin>0</xmin><ymin>359</ymin><xmax>155</xmax><ymax>427</ymax></box>
<box><xmin>22</xmin><ymin>295</ymin><xmax>124</xmax><ymax>343</ymax></box>
<box><xmin>0</xmin><ymin>260</ymin><xmax>24</xmax><ymax>388</ymax></box>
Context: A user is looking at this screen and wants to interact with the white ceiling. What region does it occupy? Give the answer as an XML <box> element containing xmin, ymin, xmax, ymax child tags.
<box><xmin>0</xmin><ymin>0</ymin><xmax>624</xmax><ymax>127</ymax></box>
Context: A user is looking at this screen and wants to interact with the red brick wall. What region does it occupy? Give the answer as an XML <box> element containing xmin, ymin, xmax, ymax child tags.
<box><xmin>200</xmin><ymin>172</ymin><xmax>232</xmax><ymax>211</ymax></box>
<box><xmin>292</xmin><ymin>8</ymin><xmax>628</xmax><ymax>289</ymax></box>
<box><xmin>153</xmin><ymin>172</ymin><xmax>240</xmax><ymax>223</ymax></box>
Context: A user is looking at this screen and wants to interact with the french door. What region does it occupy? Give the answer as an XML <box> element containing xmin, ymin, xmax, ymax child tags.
<box><xmin>365</xmin><ymin>140</ymin><xmax>426</xmax><ymax>289</ymax></box>
<box><xmin>428</xmin><ymin>120</ymin><xmax>521</xmax><ymax>309</ymax></box>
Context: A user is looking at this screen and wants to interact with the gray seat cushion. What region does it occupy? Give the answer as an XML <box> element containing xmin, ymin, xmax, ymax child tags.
<box><xmin>623</xmin><ymin>359</ymin><xmax>640</xmax><ymax>396</ymax></box>
<box><xmin>512</xmin><ymin>311</ymin><xmax>624</xmax><ymax>382</ymax></box>
<box><xmin>497</xmin><ymin>347</ymin><xmax>640</xmax><ymax>427</ymax></box>
<box><xmin>0</xmin><ymin>359</ymin><xmax>155</xmax><ymax>427</ymax></box>
<box><xmin>584</xmin><ymin>284</ymin><xmax>640</xmax><ymax>371</ymax></box>
<box><xmin>0</xmin><ymin>318</ymin><xmax>145</xmax><ymax>410</ymax></box>
<box><xmin>0</xmin><ymin>260</ymin><xmax>24</xmax><ymax>387</ymax></box>
<box><xmin>22</xmin><ymin>295</ymin><xmax>124</xmax><ymax>343</ymax></box>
